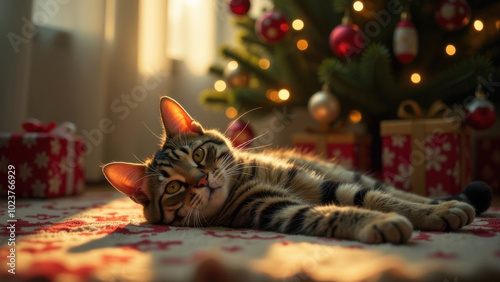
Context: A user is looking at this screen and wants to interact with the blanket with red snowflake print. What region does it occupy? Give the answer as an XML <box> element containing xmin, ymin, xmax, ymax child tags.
<box><xmin>1</xmin><ymin>191</ymin><xmax>500</xmax><ymax>281</ymax></box>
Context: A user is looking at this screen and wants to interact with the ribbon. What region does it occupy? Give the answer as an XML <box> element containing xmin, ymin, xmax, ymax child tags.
<box><xmin>22</xmin><ymin>118</ymin><xmax>77</xmax><ymax>195</ymax></box>
<box><xmin>397</xmin><ymin>99</ymin><xmax>450</xmax><ymax>120</ymax></box>
<box><xmin>23</xmin><ymin>118</ymin><xmax>76</xmax><ymax>138</ymax></box>
<box><xmin>394</xmin><ymin>100</ymin><xmax>466</xmax><ymax>196</ymax></box>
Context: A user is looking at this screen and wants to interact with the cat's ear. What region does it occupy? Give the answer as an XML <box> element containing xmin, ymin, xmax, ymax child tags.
<box><xmin>160</xmin><ymin>96</ymin><xmax>203</xmax><ymax>137</ymax></box>
<box><xmin>102</xmin><ymin>162</ymin><xmax>150</xmax><ymax>205</ymax></box>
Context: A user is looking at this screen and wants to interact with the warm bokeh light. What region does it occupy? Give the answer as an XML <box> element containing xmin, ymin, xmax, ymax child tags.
<box><xmin>225</xmin><ymin>107</ymin><xmax>238</xmax><ymax>119</ymax></box>
<box><xmin>474</xmin><ymin>20</ymin><xmax>484</xmax><ymax>31</ymax></box>
<box><xmin>292</xmin><ymin>19</ymin><xmax>304</xmax><ymax>30</ymax></box>
<box><xmin>297</xmin><ymin>39</ymin><xmax>308</xmax><ymax>50</ymax></box>
<box><xmin>258</xmin><ymin>58</ymin><xmax>270</xmax><ymax>70</ymax></box>
<box><xmin>278</xmin><ymin>89</ymin><xmax>290</xmax><ymax>101</ymax></box>
<box><xmin>496</xmin><ymin>20</ymin><xmax>500</xmax><ymax>29</ymax></box>
<box><xmin>411</xmin><ymin>73</ymin><xmax>421</xmax><ymax>84</ymax></box>
<box><xmin>249</xmin><ymin>77</ymin><xmax>260</xmax><ymax>88</ymax></box>
<box><xmin>353</xmin><ymin>1</ymin><xmax>364</xmax><ymax>11</ymax></box>
<box><xmin>445</xmin><ymin>44</ymin><xmax>456</xmax><ymax>56</ymax></box>
<box><xmin>349</xmin><ymin>110</ymin><xmax>362</xmax><ymax>123</ymax></box>
<box><xmin>227</xmin><ymin>60</ymin><xmax>238</xmax><ymax>71</ymax></box>
<box><xmin>269</xmin><ymin>90</ymin><xmax>279</xmax><ymax>101</ymax></box>
<box><xmin>266</xmin><ymin>89</ymin><xmax>280</xmax><ymax>101</ymax></box>
<box><xmin>214</xmin><ymin>80</ymin><xmax>226</xmax><ymax>92</ymax></box>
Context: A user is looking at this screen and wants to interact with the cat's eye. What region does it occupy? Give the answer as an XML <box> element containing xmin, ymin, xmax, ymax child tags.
<box><xmin>165</xmin><ymin>180</ymin><xmax>182</xmax><ymax>194</ymax></box>
<box><xmin>193</xmin><ymin>147</ymin><xmax>205</xmax><ymax>164</ymax></box>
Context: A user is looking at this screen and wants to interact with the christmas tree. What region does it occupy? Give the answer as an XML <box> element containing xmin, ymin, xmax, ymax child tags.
<box><xmin>201</xmin><ymin>0</ymin><xmax>499</xmax><ymax>130</ymax></box>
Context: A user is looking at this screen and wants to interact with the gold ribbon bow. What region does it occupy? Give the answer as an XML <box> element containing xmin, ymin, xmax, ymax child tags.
<box><xmin>389</xmin><ymin>99</ymin><xmax>468</xmax><ymax>196</ymax></box>
<box><xmin>397</xmin><ymin>99</ymin><xmax>450</xmax><ymax>120</ymax></box>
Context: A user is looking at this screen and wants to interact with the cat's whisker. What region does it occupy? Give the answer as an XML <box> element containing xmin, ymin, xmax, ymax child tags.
<box><xmin>233</xmin><ymin>130</ymin><xmax>270</xmax><ymax>151</ymax></box>
<box><xmin>142</xmin><ymin>121</ymin><xmax>163</xmax><ymax>143</ymax></box>
<box><xmin>229</xmin><ymin>121</ymin><xmax>250</xmax><ymax>146</ymax></box>
<box><xmin>131</xmin><ymin>153</ymin><xmax>147</xmax><ymax>165</ymax></box>
<box><xmin>240</xmin><ymin>143</ymin><xmax>273</xmax><ymax>152</ymax></box>
<box><xmin>183</xmin><ymin>207</ymin><xmax>193</xmax><ymax>227</ymax></box>
<box><xmin>200</xmin><ymin>211</ymin><xmax>209</xmax><ymax>227</ymax></box>
<box><xmin>223</xmin><ymin>107</ymin><xmax>262</xmax><ymax>135</ymax></box>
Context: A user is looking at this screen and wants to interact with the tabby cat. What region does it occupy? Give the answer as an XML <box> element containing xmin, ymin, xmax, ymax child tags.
<box><xmin>103</xmin><ymin>97</ymin><xmax>492</xmax><ymax>244</ymax></box>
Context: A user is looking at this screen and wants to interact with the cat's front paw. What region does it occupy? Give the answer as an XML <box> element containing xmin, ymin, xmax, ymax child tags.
<box><xmin>356</xmin><ymin>213</ymin><xmax>413</xmax><ymax>244</ymax></box>
<box><xmin>420</xmin><ymin>201</ymin><xmax>475</xmax><ymax>231</ymax></box>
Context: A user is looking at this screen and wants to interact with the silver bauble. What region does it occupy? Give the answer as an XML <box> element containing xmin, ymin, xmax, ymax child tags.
<box><xmin>308</xmin><ymin>90</ymin><xmax>340</xmax><ymax>124</ymax></box>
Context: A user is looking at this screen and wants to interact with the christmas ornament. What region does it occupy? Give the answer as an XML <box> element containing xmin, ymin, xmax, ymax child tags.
<box><xmin>223</xmin><ymin>62</ymin><xmax>249</xmax><ymax>88</ymax></box>
<box><xmin>229</xmin><ymin>0</ymin><xmax>250</xmax><ymax>16</ymax></box>
<box><xmin>255</xmin><ymin>9</ymin><xmax>289</xmax><ymax>43</ymax></box>
<box><xmin>393</xmin><ymin>11</ymin><xmax>418</xmax><ymax>64</ymax></box>
<box><xmin>435</xmin><ymin>0</ymin><xmax>471</xmax><ymax>31</ymax></box>
<box><xmin>465</xmin><ymin>84</ymin><xmax>496</xmax><ymax>130</ymax></box>
<box><xmin>308</xmin><ymin>88</ymin><xmax>340</xmax><ymax>130</ymax></box>
<box><xmin>329</xmin><ymin>17</ymin><xmax>365</xmax><ymax>58</ymax></box>
<box><xmin>226</xmin><ymin>120</ymin><xmax>255</xmax><ymax>148</ymax></box>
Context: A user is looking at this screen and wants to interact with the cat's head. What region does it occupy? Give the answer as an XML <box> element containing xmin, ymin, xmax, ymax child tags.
<box><xmin>102</xmin><ymin>97</ymin><xmax>236</xmax><ymax>226</ymax></box>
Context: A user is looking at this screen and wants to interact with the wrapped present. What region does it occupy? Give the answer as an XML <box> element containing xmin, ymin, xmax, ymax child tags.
<box><xmin>474</xmin><ymin>136</ymin><xmax>500</xmax><ymax>194</ymax></box>
<box><xmin>291</xmin><ymin>132</ymin><xmax>372</xmax><ymax>171</ymax></box>
<box><xmin>0</xmin><ymin>119</ymin><xmax>86</xmax><ymax>198</ymax></box>
<box><xmin>381</xmin><ymin>100</ymin><xmax>471</xmax><ymax>197</ymax></box>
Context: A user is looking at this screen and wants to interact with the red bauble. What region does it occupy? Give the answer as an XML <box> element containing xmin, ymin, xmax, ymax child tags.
<box><xmin>226</xmin><ymin>120</ymin><xmax>255</xmax><ymax>148</ymax></box>
<box><xmin>393</xmin><ymin>19</ymin><xmax>418</xmax><ymax>64</ymax></box>
<box><xmin>229</xmin><ymin>0</ymin><xmax>250</xmax><ymax>16</ymax></box>
<box><xmin>466</xmin><ymin>97</ymin><xmax>496</xmax><ymax>130</ymax></box>
<box><xmin>255</xmin><ymin>9</ymin><xmax>289</xmax><ymax>43</ymax></box>
<box><xmin>435</xmin><ymin>0</ymin><xmax>471</xmax><ymax>31</ymax></box>
<box><xmin>329</xmin><ymin>23</ymin><xmax>365</xmax><ymax>58</ymax></box>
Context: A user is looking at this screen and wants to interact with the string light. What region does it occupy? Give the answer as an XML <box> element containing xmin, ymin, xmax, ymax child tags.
<box><xmin>349</xmin><ymin>110</ymin><xmax>362</xmax><ymax>123</ymax></box>
<box><xmin>267</xmin><ymin>89</ymin><xmax>279</xmax><ymax>101</ymax></box>
<box><xmin>292</xmin><ymin>19</ymin><xmax>304</xmax><ymax>31</ymax></box>
<box><xmin>474</xmin><ymin>20</ymin><xmax>484</xmax><ymax>31</ymax></box>
<box><xmin>353</xmin><ymin>1</ymin><xmax>364</xmax><ymax>12</ymax></box>
<box><xmin>214</xmin><ymin>80</ymin><xmax>226</xmax><ymax>92</ymax></box>
<box><xmin>445</xmin><ymin>44</ymin><xmax>456</xmax><ymax>56</ymax></box>
<box><xmin>258</xmin><ymin>58</ymin><xmax>270</xmax><ymax>70</ymax></box>
<box><xmin>297</xmin><ymin>39</ymin><xmax>308</xmax><ymax>50</ymax></box>
<box><xmin>411</xmin><ymin>73</ymin><xmax>421</xmax><ymax>84</ymax></box>
<box><xmin>278</xmin><ymin>89</ymin><xmax>290</xmax><ymax>101</ymax></box>
<box><xmin>227</xmin><ymin>60</ymin><xmax>238</xmax><ymax>70</ymax></box>
<box><xmin>225</xmin><ymin>107</ymin><xmax>238</xmax><ymax>119</ymax></box>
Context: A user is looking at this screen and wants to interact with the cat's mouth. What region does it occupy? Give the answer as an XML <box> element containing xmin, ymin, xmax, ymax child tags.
<box><xmin>206</xmin><ymin>174</ymin><xmax>224</xmax><ymax>191</ymax></box>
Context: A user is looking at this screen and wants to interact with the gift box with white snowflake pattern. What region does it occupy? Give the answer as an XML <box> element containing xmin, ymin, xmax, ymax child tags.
<box><xmin>380</xmin><ymin>118</ymin><xmax>471</xmax><ymax>197</ymax></box>
<box><xmin>291</xmin><ymin>133</ymin><xmax>371</xmax><ymax>171</ymax></box>
<box><xmin>475</xmin><ymin>136</ymin><xmax>500</xmax><ymax>195</ymax></box>
<box><xmin>0</xmin><ymin>132</ymin><xmax>85</xmax><ymax>198</ymax></box>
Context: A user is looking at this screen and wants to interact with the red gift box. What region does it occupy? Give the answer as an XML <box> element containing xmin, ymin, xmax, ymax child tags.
<box><xmin>474</xmin><ymin>136</ymin><xmax>500</xmax><ymax>195</ymax></box>
<box><xmin>0</xmin><ymin>120</ymin><xmax>86</xmax><ymax>198</ymax></box>
<box><xmin>291</xmin><ymin>133</ymin><xmax>372</xmax><ymax>171</ymax></box>
<box><xmin>380</xmin><ymin>118</ymin><xmax>471</xmax><ymax>197</ymax></box>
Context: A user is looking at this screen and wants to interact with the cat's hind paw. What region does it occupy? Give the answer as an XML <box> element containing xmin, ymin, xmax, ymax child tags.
<box><xmin>424</xmin><ymin>201</ymin><xmax>475</xmax><ymax>231</ymax></box>
<box><xmin>357</xmin><ymin>213</ymin><xmax>413</xmax><ymax>244</ymax></box>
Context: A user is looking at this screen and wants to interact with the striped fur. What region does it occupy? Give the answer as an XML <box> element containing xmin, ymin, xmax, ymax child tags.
<box><xmin>103</xmin><ymin>97</ymin><xmax>479</xmax><ymax>244</ymax></box>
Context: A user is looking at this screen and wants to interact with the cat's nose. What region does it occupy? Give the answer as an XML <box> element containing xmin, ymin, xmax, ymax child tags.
<box><xmin>196</xmin><ymin>174</ymin><xmax>208</xmax><ymax>187</ymax></box>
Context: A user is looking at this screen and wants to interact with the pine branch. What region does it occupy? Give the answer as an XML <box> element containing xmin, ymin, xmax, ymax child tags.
<box><xmin>359</xmin><ymin>43</ymin><xmax>399</xmax><ymax>102</ymax></box>
<box><xmin>332</xmin><ymin>0</ymin><xmax>351</xmax><ymax>14</ymax></box>
<box><xmin>208</xmin><ymin>65</ymin><xmax>224</xmax><ymax>76</ymax></box>
<box><xmin>199</xmin><ymin>90</ymin><xmax>232</xmax><ymax>108</ymax></box>
<box><xmin>318</xmin><ymin>58</ymin><xmax>387</xmax><ymax>114</ymax></box>
<box><xmin>409</xmin><ymin>55</ymin><xmax>494</xmax><ymax>103</ymax></box>
<box><xmin>221</xmin><ymin>47</ymin><xmax>282</xmax><ymax>87</ymax></box>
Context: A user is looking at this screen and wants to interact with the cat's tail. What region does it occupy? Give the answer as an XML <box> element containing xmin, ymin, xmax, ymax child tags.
<box><xmin>430</xmin><ymin>181</ymin><xmax>492</xmax><ymax>214</ymax></box>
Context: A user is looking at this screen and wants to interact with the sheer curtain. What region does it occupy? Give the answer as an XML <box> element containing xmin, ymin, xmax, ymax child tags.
<box><xmin>0</xmin><ymin>0</ymin><xmax>231</xmax><ymax>181</ymax></box>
